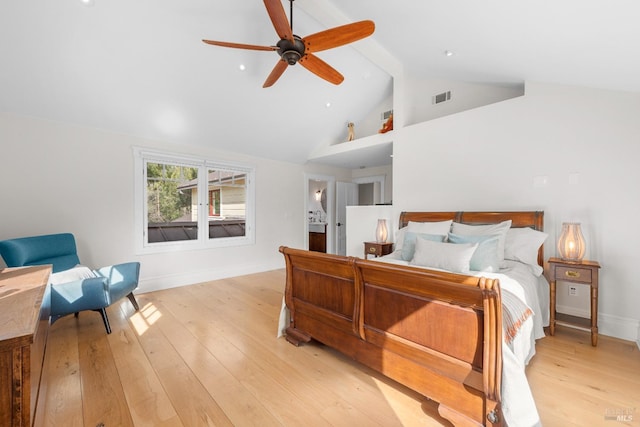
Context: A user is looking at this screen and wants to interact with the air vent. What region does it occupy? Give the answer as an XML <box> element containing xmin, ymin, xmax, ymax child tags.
<box><xmin>432</xmin><ymin>91</ymin><xmax>451</xmax><ymax>104</ymax></box>
<box><xmin>381</xmin><ymin>109</ymin><xmax>393</xmax><ymax>120</ymax></box>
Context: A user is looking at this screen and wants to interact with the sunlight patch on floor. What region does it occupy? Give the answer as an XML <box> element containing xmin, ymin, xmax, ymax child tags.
<box><xmin>368</xmin><ymin>376</ymin><xmax>414</xmax><ymax>426</ymax></box>
<box><xmin>130</xmin><ymin>302</ymin><xmax>162</xmax><ymax>335</ymax></box>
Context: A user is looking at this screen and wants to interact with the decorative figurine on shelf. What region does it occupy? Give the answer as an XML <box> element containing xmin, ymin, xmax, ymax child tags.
<box><xmin>379</xmin><ymin>113</ymin><xmax>393</xmax><ymax>134</ymax></box>
<box><xmin>347</xmin><ymin>122</ymin><xmax>355</xmax><ymax>141</ymax></box>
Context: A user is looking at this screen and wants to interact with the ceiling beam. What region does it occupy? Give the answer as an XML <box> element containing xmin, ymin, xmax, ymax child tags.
<box><xmin>295</xmin><ymin>0</ymin><xmax>403</xmax><ymax>77</ymax></box>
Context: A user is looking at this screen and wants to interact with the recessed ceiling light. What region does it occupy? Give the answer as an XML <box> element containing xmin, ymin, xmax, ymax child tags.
<box><xmin>325</xmin><ymin>102</ymin><xmax>331</xmax><ymax>108</ymax></box>
<box><xmin>80</xmin><ymin>0</ymin><xmax>95</xmax><ymax>6</ymax></box>
<box><xmin>239</xmin><ymin>64</ymin><xmax>246</xmax><ymax>71</ymax></box>
<box><xmin>445</xmin><ymin>50</ymin><xmax>454</xmax><ymax>57</ymax></box>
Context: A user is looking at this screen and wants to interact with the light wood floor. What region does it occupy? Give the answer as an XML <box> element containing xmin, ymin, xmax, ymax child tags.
<box><xmin>35</xmin><ymin>269</ymin><xmax>640</xmax><ymax>427</ymax></box>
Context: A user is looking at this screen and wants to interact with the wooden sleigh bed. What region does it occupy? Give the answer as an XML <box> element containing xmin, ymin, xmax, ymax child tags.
<box><xmin>279</xmin><ymin>211</ymin><xmax>545</xmax><ymax>427</ymax></box>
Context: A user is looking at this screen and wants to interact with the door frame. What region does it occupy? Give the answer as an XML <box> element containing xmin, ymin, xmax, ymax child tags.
<box><xmin>336</xmin><ymin>181</ymin><xmax>359</xmax><ymax>256</ymax></box>
<box><xmin>304</xmin><ymin>173</ymin><xmax>336</xmax><ymax>254</ymax></box>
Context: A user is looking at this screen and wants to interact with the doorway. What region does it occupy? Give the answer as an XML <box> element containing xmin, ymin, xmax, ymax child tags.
<box><xmin>335</xmin><ymin>175</ymin><xmax>387</xmax><ymax>255</ymax></box>
<box><xmin>335</xmin><ymin>181</ymin><xmax>358</xmax><ymax>255</ymax></box>
<box><xmin>304</xmin><ymin>174</ymin><xmax>335</xmax><ymax>254</ymax></box>
<box><xmin>304</xmin><ymin>174</ymin><xmax>387</xmax><ymax>255</ymax></box>
<box><xmin>353</xmin><ymin>175</ymin><xmax>385</xmax><ymax>205</ymax></box>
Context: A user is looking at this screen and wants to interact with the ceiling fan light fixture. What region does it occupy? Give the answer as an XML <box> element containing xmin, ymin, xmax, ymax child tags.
<box><xmin>282</xmin><ymin>50</ymin><xmax>301</xmax><ymax>65</ymax></box>
<box><xmin>276</xmin><ymin>36</ymin><xmax>305</xmax><ymax>65</ymax></box>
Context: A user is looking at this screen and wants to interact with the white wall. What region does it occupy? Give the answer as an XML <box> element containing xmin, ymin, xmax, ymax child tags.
<box><xmin>405</xmin><ymin>77</ymin><xmax>524</xmax><ymax>126</ymax></box>
<box><xmin>391</xmin><ymin>81</ymin><xmax>640</xmax><ymax>342</ymax></box>
<box><xmin>356</xmin><ymin>94</ymin><xmax>393</xmax><ymax>140</ymax></box>
<box><xmin>345</xmin><ymin>205</ymin><xmax>395</xmax><ymax>258</ymax></box>
<box><xmin>334</xmin><ymin>76</ymin><xmax>523</xmax><ymax>145</ymax></box>
<box><xmin>0</xmin><ymin>112</ymin><xmax>347</xmax><ymax>293</ymax></box>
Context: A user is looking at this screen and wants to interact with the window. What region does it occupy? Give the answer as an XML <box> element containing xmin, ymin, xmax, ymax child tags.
<box><xmin>133</xmin><ymin>147</ymin><xmax>255</xmax><ymax>253</ymax></box>
<box><xmin>146</xmin><ymin>162</ymin><xmax>199</xmax><ymax>243</ymax></box>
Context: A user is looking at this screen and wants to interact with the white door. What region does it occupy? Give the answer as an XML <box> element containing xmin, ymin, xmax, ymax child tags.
<box><xmin>336</xmin><ymin>181</ymin><xmax>358</xmax><ymax>255</ymax></box>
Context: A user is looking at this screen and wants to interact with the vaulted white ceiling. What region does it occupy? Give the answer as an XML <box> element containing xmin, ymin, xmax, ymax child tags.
<box><xmin>2</xmin><ymin>1</ymin><xmax>639</xmax><ymax>169</ymax></box>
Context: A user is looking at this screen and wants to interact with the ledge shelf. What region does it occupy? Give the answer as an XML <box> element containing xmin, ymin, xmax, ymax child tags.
<box><xmin>307</xmin><ymin>131</ymin><xmax>394</xmax><ymax>169</ymax></box>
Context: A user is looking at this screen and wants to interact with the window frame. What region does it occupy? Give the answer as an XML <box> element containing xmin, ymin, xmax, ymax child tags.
<box><xmin>133</xmin><ymin>147</ymin><xmax>256</xmax><ymax>254</ymax></box>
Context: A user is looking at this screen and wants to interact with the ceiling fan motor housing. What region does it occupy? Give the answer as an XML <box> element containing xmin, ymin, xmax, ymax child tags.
<box><xmin>277</xmin><ymin>36</ymin><xmax>306</xmax><ymax>65</ymax></box>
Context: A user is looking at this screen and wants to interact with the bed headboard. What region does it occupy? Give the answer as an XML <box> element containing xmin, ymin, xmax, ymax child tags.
<box><xmin>398</xmin><ymin>211</ymin><xmax>545</xmax><ymax>266</ymax></box>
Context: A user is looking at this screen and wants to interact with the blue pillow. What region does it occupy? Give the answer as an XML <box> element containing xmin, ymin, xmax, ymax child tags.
<box><xmin>448</xmin><ymin>233</ymin><xmax>500</xmax><ymax>272</ymax></box>
<box><xmin>401</xmin><ymin>232</ymin><xmax>446</xmax><ymax>261</ymax></box>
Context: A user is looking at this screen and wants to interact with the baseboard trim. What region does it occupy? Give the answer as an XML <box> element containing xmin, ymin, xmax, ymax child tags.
<box><xmin>136</xmin><ymin>261</ymin><xmax>283</xmax><ymax>294</ymax></box>
<box><xmin>556</xmin><ymin>304</ymin><xmax>639</xmax><ymax>343</ymax></box>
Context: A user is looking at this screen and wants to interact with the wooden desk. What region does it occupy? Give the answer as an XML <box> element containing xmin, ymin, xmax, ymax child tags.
<box><xmin>548</xmin><ymin>257</ymin><xmax>601</xmax><ymax>346</ymax></box>
<box><xmin>0</xmin><ymin>266</ymin><xmax>51</xmax><ymax>427</ymax></box>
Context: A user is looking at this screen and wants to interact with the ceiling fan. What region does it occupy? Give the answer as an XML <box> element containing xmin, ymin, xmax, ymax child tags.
<box><xmin>202</xmin><ymin>0</ymin><xmax>375</xmax><ymax>88</ymax></box>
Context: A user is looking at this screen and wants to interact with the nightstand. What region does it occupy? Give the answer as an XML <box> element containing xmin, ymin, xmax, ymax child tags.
<box><xmin>364</xmin><ymin>242</ymin><xmax>393</xmax><ymax>259</ymax></box>
<box><xmin>548</xmin><ymin>257</ymin><xmax>601</xmax><ymax>346</ymax></box>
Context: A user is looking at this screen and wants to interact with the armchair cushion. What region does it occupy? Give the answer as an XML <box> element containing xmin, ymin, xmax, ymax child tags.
<box><xmin>0</xmin><ymin>233</ymin><xmax>80</xmax><ymax>273</ymax></box>
<box><xmin>50</xmin><ymin>277</ymin><xmax>110</xmax><ymax>316</ymax></box>
<box><xmin>49</xmin><ymin>265</ymin><xmax>97</xmax><ymax>285</ymax></box>
<box><xmin>94</xmin><ymin>262</ymin><xmax>140</xmax><ymax>303</ymax></box>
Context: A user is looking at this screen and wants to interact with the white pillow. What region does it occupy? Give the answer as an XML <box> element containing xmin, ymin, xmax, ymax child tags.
<box><xmin>448</xmin><ymin>233</ymin><xmax>500</xmax><ymax>272</ymax></box>
<box><xmin>505</xmin><ymin>227</ymin><xmax>548</xmax><ymax>276</ymax></box>
<box><xmin>395</xmin><ymin>226</ymin><xmax>408</xmax><ymax>251</ymax></box>
<box><xmin>410</xmin><ymin>237</ymin><xmax>478</xmax><ymax>274</ymax></box>
<box><xmin>450</xmin><ymin>220</ymin><xmax>511</xmax><ymax>266</ymax></box>
<box><xmin>401</xmin><ymin>232</ymin><xmax>446</xmax><ymax>261</ymax></box>
<box><xmin>49</xmin><ymin>265</ymin><xmax>96</xmax><ymax>285</ymax></box>
<box><xmin>407</xmin><ymin>220</ymin><xmax>453</xmax><ymax>236</ymax></box>
<box><xmin>395</xmin><ymin>220</ymin><xmax>451</xmax><ymax>251</ymax></box>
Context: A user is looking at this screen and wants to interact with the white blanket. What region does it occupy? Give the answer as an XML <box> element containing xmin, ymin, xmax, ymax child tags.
<box><xmin>479</xmin><ymin>263</ymin><xmax>544</xmax><ymax>427</ymax></box>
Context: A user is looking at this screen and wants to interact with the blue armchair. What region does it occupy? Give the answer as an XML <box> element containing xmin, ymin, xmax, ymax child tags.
<box><xmin>0</xmin><ymin>233</ymin><xmax>139</xmax><ymax>334</ymax></box>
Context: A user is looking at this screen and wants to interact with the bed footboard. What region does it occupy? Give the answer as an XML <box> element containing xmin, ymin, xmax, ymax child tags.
<box><xmin>280</xmin><ymin>246</ymin><xmax>503</xmax><ymax>427</ymax></box>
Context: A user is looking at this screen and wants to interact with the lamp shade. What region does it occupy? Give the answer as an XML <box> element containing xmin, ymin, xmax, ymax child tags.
<box><xmin>558</xmin><ymin>222</ymin><xmax>586</xmax><ymax>262</ymax></box>
<box><xmin>376</xmin><ymin>219</ymin><xmax>388</xmax><ymax>243</ymax></box>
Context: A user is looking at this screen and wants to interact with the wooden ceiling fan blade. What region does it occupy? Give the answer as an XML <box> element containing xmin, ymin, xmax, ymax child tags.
<box><xmin>298</xmin><ymin>54</ymin><xmax>344</xmax><ymax>85</ymax></box>
<box><xmin>303</xmin><ymin>20</ymin><xmax>375</xmax><ymax>53</ymax></box>
<box><xmin>202</xmin><ymin>39</ymin><xmax>277</xmax><ymax>51</ymax></box>
<box><xmin>263</xmin><ymin>59</ymin><xmax>289</xmax><ymax>88</ymax></box>
<box><xmin>264</xmin><ymin>0</ymin><xmax>294</xmax><ymax>42</ymax></box>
